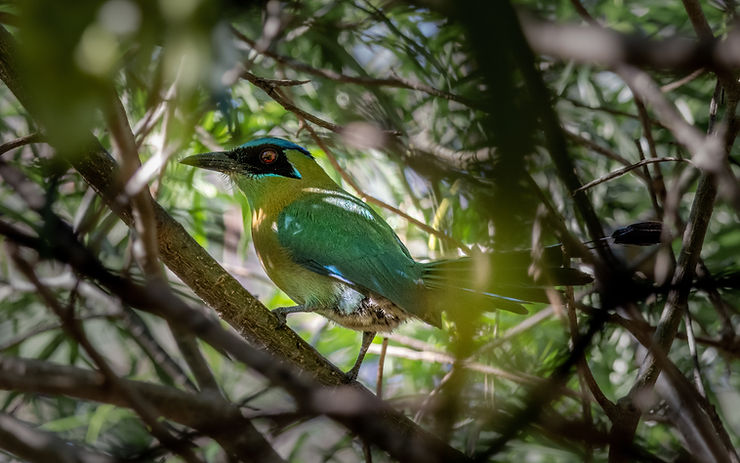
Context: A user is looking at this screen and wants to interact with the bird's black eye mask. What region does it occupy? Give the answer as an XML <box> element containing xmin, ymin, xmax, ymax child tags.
<box><xmin>230</xmin><ymin>145</ymin><xmax>302</xmax><ymax>179</ymax></box>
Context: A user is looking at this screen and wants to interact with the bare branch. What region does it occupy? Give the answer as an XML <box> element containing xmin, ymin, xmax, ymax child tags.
<box><xmin>241</xmin><ymin>70</ymin><xmax>341</xmax><ymax>132</ymax></box>
<box><xmin>366</xmin><ymin>343</ymin><xmax>586</xmax><ymax>401</ymax></box>
<box><xmin>231</xmin><ymin>26</ymin><xmax>474</xmax><ymax>106</ymax></box>
<box><xmin>376</xmin><ymin>337</ymin><xmax>388</xmax><ymax>399</ymax></box>
<box><xmin>0</xmin><ymin>412</ymin><xmax>118</xmax><ymax>463</ymax></box>
<box><xmin>0</xmin><ymin>132</ymin><xmax>42</xmax><ymax>157</ymax></box>
<box><xmin>564</xmin><ymin>128</ymin><xmax>647</xmax><ymax>176</ymax></box>
<box><xmin>574</xmin><ymin>157</ymin><xmax>693</xmax><ymax>193</ymax></box>
<box><xmin>680</xmin><ymin>0</ymin><xmax>714</xmax><ymax>41</ymax></box>
<box><xmin>105</xmin><ymin>93</ymin><xmax>163</xmax><ymax>279</ymax></box>
<box><xmin>660</xmin><ymin>68</ymin><xmax>706</xmax><ymax>93</ymax></box>
<box><xmin>522</xmin><ymin>17</ymin><xmax>740</xmax><ymax>73</ymax></box>
<box><xmin>0</xmin><ymin>355</ymin><xmax>284</xmax><ymax>463</ymax></box>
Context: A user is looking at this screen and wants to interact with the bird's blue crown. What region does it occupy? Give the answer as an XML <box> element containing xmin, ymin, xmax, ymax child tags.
<box><xmin>239</xmin><ymin>137</ymin><xmax>313</xmax><ymax>159</ymax></box>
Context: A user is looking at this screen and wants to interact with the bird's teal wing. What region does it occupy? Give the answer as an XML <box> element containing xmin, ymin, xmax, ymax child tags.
<box><xmin>276</xmin><ymin>190</ymin><xmax>423</xmax><ymax>314</ymax></box>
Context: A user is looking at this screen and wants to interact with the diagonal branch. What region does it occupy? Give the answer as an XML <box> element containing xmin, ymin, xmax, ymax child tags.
<box><xmin>0</xmin><ymin>355</ymin><xmax>284</xmax><ymax>463</ymax></box>
<box><xmin>574</xmin><ymin>157</ymin><xmax>693</xmax><ymax>193</ymax></box>
<box><xmin>0</xmin><ymin>411</ymin><xmax>118</xmax><ymax>463</ymax></box>
<box><xmin>231</xmin><ymin>26</ymin><xmax>474</xmax><ymax>107</ymax></box>
<box><xmin>0</xmin><ymin>132</ymin><xmax>42</xmax><ymax>157</ymax></box>
<box><xmin>241</xmin><ymin>70</ymin><xmax>341</xmax><ymax>132</ymax></box>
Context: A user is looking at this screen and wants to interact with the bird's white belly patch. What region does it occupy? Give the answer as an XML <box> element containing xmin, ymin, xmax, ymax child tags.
<box><xmin>317</xmin><ymin>292</ymin><xmax>409</xmax><ymax>332</ymax></box>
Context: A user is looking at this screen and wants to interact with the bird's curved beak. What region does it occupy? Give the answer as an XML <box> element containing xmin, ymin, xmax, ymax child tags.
<box><xmin>180</xmin><ymin>152</ymin><xmax>236</xmax><ymax>173</ymax></box>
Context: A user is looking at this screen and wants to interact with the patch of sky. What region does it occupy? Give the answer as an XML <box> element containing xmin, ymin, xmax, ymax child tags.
<box><xmin>352</xmin><ymin>23</ymin><xmax>390</xmax><ymax>65</ymax></box>
<box><xmin>416</xmin><ymin>19</ymin><xmax>438</xmax><ymax>38</ymax></box>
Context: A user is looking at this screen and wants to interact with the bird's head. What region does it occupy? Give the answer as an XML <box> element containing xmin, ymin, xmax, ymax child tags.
<box><xmin>181</xmin><ymin>137</ymin><xmax>333</xmax><ymax>206</ymax></box>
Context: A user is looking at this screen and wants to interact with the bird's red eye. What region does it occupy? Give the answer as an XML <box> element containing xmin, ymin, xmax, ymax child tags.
<box><xmin>260</xmin><ymin>149</ymin><xmax>278</xmax><ymax>164</ymax></box>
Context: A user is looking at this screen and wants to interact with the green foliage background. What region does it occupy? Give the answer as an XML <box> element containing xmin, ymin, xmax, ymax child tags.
<box><xmin>0</xmin><ymin>0</ymin><xmax>738</xmax><ymax>462</ymax></box>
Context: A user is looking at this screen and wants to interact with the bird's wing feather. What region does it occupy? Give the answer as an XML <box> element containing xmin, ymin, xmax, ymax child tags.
<box><xmin>276</xmin><ymin>191</ymin><xmax>422</xmax><ymax>313</ymax></box>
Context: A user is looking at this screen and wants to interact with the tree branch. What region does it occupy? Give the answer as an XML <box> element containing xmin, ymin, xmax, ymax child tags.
<box><xmin>0</xmin><ymin>355</ymin><xmax>284</xmax><ymax>463</ymax></box>
<box><xmin>522</xmin><ymin>17</ymin><xmax>740</xmax><ymax>73</ymax></box>
<box><xmin>241</xmin><ymin>70</ymin><xmax>341</xmax><ymax>132</ymax></box>
<box><xmin>0</xmin><ymin>412</ymin><xmax>118</xmax><ymax>463</ymax></box>
<box><xmin>0</xmin><ymin>132</ymin><xmax>42</xmax><ymax>157</ymax></box>
<box><xmin>574</xmin><ymin>157</ymin><xmax>693</xmax><ymax>193</ymax></box>
<box><xmin>231</xmin><ymin>26</ymin><xmax>474</xmax><ymax>107</ymax></box>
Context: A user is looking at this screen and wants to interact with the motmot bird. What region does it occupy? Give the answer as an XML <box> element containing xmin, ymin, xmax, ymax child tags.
<box><xmin>181</xmin><ymin>137</ymin><xmax>591</xmax><ymax>380</ymax></box>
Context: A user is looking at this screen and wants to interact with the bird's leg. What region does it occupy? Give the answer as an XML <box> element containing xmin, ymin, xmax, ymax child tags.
<box><xmin>345</xmin><ymin>331</ymin><xmax>376</xmax><ymax>382</ymax></box>
<box><xmin>272</xmin><ymin>305</ymin><xmax>313</xmax><ymax>325</ymax></box>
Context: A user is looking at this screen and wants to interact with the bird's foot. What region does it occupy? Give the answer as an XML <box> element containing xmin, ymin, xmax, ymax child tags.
<box><xmin>343</xmin><ymin>331</ymin><xmax>376</xmax><ymax>383</ymax></box>
<box><xmin>271</xmin><ymin>305</ymin><xmax>309</xmax><ymax>326</ymax></box>
<box><xmin>344</xmin><ymin>364</ymin><xmax>361</xmax><ymax>383</ymax></box>
<box><xmin>271</xmin><ymin>307</ymin><xmax>288</xmax><ymax>325</ymax></box>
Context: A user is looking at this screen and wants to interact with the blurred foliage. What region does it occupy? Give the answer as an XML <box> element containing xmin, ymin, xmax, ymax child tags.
<box><xmin>0</xmin><ymin>0</ymin><xmax>738</xmax><ymax>462</ymax></box>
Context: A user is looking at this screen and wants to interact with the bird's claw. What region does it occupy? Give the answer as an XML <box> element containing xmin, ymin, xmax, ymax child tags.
<box><xmin>342</xmin><ymin>331</ymin><xmax>374</xmax><ymax>383</ymax></box>
<box><xmin>271</xmin><ymin>308</ymin><xmax>288</xmax><ymax>326</ymax></box>
<box><xmin>344</xmin><ymin>366</ymin><xmax>360</xmax><ymax>383</ymax></box>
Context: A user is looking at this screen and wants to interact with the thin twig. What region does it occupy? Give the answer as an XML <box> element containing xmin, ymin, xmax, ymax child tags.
<box><xmin>231</xmin><ymin>26</ymin><xmax>474</xmax><ymax>107</ymax></box>
<box><xmin>118</xmin><ymin>307</ymin><xmax>199</xmax><ymax>392</ymax></box>
<box><xmin>660</xmin><ymin>68</ymin><xmax>706</xmax><ymax>93</ymax></box>
<box><xmin>414</xmin><ymin>368</ymin><xmax>455</xmax><ymax>423</ymax></box>
<box><xmin>0</xmin><ymin>132</ymin><xmax>42</xmax><ymax>157</ymax></box>
<box><xmin>242</xmin><ymin>70</ymin><xmax>341</xmax><ymax>133</ymax></box>
<box><xmin>569</xmin><ymin>0</ymin><xmax>601</xmax><ymax>26</ymax></box>
<box><xmin>562</xmin><ymin>97</ymin><xmax>664</xmax><ymax>127</ymax></box>
<box><xmin>0</xmin><ymin>314</ymin><xmax>111</xmax><ymax>352</ymax></box>
<box><xmin>574</xmin><ymin>157</ymin><xmax>693</xmax><ymax>193</ymax></box>
<box><xmin>564</xmin><ymin>128</ymin><xmax>647</xmax><ymax>176</ymax></box>
<box><xmin>106</xmin><ymin>93</ymin><xmax>162</xmax><ymax>279</ymax></box>
<box><xmin>366</xmin><ymin>344</ymin><xmax>585</xmax><ymax>401</ymax></box>
<box><xmin>253</xmin><ymin>76</ymin><xmax>311</xmax><ymax>87</ymax></box>
<box><xmin>683</xmin><ymin>311</ymin><xmax>707</xmax><ymax>397</ymax></box>
<box><xmin>376</xmin><ymin>337</ymin><xmax>388</xmax><ymax>398</ymax></box>
<box><xmin>634</xmin><ymin>96</ymin><xmax>667</xmax><ymax>207</ymax></box>
<box><xmin>564</xmin><ymin>284</ymin><xmax>596</xmax><ymax>462</ymax></box>
<box><xmin>633</xmin><ymin>139</ymin><xmax>662</xmax><ymax>216</ymax></box>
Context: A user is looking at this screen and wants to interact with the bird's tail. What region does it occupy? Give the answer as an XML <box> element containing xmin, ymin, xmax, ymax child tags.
<box><xmin>417</xmin><ymin>222</ymin><xmax>663</xmax><ymax>325</ymax></box>
<box><xmin>419</xmin><ymin>244</ymin><xmax>592</xmax><ymax>322</ymax></box>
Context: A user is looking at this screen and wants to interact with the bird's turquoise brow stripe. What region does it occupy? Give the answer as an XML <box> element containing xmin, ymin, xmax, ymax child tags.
<box><xmin>239</xmin><ymin>137</ymin><xmax>313</xmax><ymax>158</ymax></box>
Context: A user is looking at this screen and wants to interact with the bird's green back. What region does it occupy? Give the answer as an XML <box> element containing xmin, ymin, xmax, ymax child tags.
<box><xmin>276</xmin><ymin>190</ymin><xmax>425</xmax><ymax>315</ymax></box>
